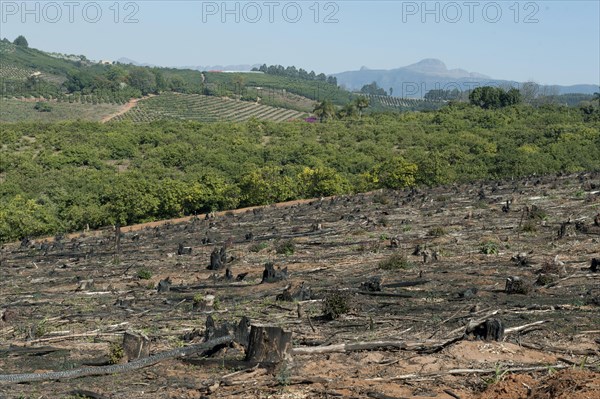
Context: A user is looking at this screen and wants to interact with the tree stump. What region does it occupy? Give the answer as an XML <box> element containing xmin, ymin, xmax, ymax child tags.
<box><xmin>261</xmin><ymin>262</ymin><xmax>288</xmax><ymax>283</ymax></box>
<box><xmin>177</xmin><ymin>243</ymin><xmax>192</xmax><ymax>255</ymax></box>
<box><xmin>591</xmin><ymin>258</ymin><xmax>599</xmax><ymax>273</ymax></box>
<box><xmin>208</xmin><ymin>246</ymin><xmax>227</xmax><ymax>270</ymax></box>
<box><xmin>276</xmin><ymin>282</ymin><xmax>312</xmax><ymax>301</ymax></box>
<box><xmin>360</xmin><ymin>276</ymin><xmax>382</xmax><ymax>292</ymax></box>
<box><xmin>505</xmin><ymin>276</ymin><xmax>531</xmax><ymax>294</ymax></box>
<box><xmin>245</xmin><ymin>325</ymin><xmax>292</xmax><ymax>364</ymax></box>
<box><xmin>157</xmin><ymin>277</ymin><xmax>172</xmax><ymax>293</ymax></box>
<box><xmin>122</xmin><ymin>331</ymin><xmax>150</xmax><ymax>361</ymax></box>
<box><xmin>465</xmin><ymin>319</ymin><xmax>504</xmax><ymax>341</ymax></box>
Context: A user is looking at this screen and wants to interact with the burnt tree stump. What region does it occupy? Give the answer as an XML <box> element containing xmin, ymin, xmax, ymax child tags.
<box><xmin>465</xmin><ymin>319</ymin><xmax>504</xmax><ymax>341</ymax></box>
<box><xmin>276</xmin><ymin>282</ymin><xmax>312</xmax><ymax>301</ymax></box>
<box><xmin>360</xmin><ymin>276</ymin><xmax>382</xmax><ymax>292</ymax></box>
<box><xmin>591</xmin><ymin>258</ymin><xmax>599</xmax><ymax>273</ymax></box>
<box><xmin>157</xmin><ymin>277</ymin><xmax>172</xmax><ymax>293</ymax></box>
<box><xmin>505</xmin><ymin>276</ymin><xmax>532</xmax><ymax>294</ymax></box>
<box><xmin>177</xmin><ymin>243</ymin><xmax>192</xmax><ymax>255</ymax></box>
<box><xmin>208</xmin><ymin>246</ymin><xmax>227</xmax><ymax>270</ymax></box>
<box><xmin>122</xmin><ymin>331</ymin><xmax>150</xmax><ymax>361</ymax></box>
<box><xmin>261</xmin><ymin>262</ymin><xmax>288</xmax><ymax>283</ymax></box>
<box><xmin>245</xmin><ymin>325</ymin><xmax>292</xmax><ymax>364</ymax></box>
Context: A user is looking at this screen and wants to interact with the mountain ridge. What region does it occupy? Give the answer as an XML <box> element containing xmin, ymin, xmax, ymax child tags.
<box><xmin>334</xmin><ymin>59</ymin><xmax>598</xmax><ymax>98</ymax></box>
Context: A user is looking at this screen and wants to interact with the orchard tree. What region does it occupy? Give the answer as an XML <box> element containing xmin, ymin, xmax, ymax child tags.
<box><xmin>313</xmin><ymin>100</ymin><xmax>336</xmax><ymax>122</ymax></box>
<box><xmin>364</xmin><ymin>157</ymin><xmax>418</xmax><ymax>190</ymax></box>
<box><xmin>354</xmin><ymin>96</ymin><xmax>370</xmax><ymax>117</ymax></box>
<box><xmin>297</xmin><ymin>166</ymin><xmax>349</xmax><ymax>198</ymax></box>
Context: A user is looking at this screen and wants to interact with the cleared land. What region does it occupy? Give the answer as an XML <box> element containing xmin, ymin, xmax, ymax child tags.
<box><xmin>1</xmin><ymin>173</ymin><xmax>599</xmax><ymax>398</ymax></box>
<box><xmin>0</xmin><ymin>99</ymin><xmax>121</xmax><ymax>123</ymax></box>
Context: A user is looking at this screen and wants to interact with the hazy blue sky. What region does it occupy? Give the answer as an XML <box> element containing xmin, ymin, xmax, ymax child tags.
<box><xmin>1</xmin><ymin>1</ymin><xmax>598</xmax><ymax>85</ymax></box>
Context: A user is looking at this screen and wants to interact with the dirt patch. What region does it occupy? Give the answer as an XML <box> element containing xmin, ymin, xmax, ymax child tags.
<box><xmin>477</xmin><ymin>369</ymin><xmax>600</xmax><ymax>399</ymax></box>
<box><xmin>101</xmin><ymin>94</ymin><xmax>155</xmax><ymax>123</ymax></box>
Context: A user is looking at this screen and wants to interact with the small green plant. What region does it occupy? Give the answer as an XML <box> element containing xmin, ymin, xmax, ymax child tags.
<box><xmin>521</xmin><ymin>220</ymin><xmax>538</xmax><ymax>233</ymax></box>
<box><xmin>322</xmin><ymin>291</ymin><xmax>351</xmax><ymax>320</ymax></box>
<box><xmin>193</xmin><ymin>293</ymin><xmax>204</xmax><ymax>304</ymax></box>
<box><xmin>275</xmin><ymin>239</ymin><xmax>295</xmax><ymax>255</ymax></box>
<box><xmin>34</xmin><ymin>101</ymin><xmax>52</xmax><ymax>112</ymax></box>
<box><xmin>378</xmin><ymin>253</ymin><xmax>413</xmax><ymax>270</ymax></box>
<box><xmin>479</xmin><ymin>241</ymin><xmax>499</xmax><ymax>255</ymax></box>
<box><xmin>527</xmin><ymin>205</ymin><xmax>547</xmax><ymax>221</ymax></box>
<box><xmin>483</xmin><ymin>363</ymin><xmax>510</xmax><ymax>386</ymax></box>
<box><xmin>34</xmin><ymin>318</ymin><xmax>49</xmax><ymax>338</ymax></box>
<box><xmin>276</xmin><ymin>361</ymin><xmax>292</xmax><ymax>386</ymax></box>
<box><xmin>357</xmin><ymin>241</ymin><xmax>381</xmax><ymax>253</ymax></box>
<box><xmin>377</xmin><ymin>217</ymin><xmax>389</xmax><ymax>227</ymax></box>
<box><xmin>249</xmin><ymin>242</ymin><xmax>268</xmax><ymax>252</ymax></box>
<box><xmin>379</xmin><ymin>233</ymin><xmax>389</xmax><ymax>240</ymax></box>
<box><xmin>427</xmin><ymin>227</ymin><xmax>447</xmax><ymax>237</ymax></box>
<box><xmin>137</xmin><ymin>268</ymin><xmax>152</xmax><ymax>280</ymax></box>
<box><xmin>108</xmin><ymin>342</ymin><xmax>124</xmax><ymax>364</ymax></box>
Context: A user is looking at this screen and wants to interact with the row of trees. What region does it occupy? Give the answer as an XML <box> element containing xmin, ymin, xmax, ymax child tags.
<box><xmin>469</xmin><ymin>86</ymin><xmax>522</xmax><ymax>109</ymax></box>
<box><xmin>313</xmin><ymin>96</ymin><xmax>371</xmax><ymax>121</ymax></box>
<box><xmin>360</xmin><ymin>81</ymin><xmax>388</xmax><ymax>96</ymax></box>
<box><xmin>253</xmin><ymin>64</ymin><xmax>338</xmax><ymax>85</ymax></box>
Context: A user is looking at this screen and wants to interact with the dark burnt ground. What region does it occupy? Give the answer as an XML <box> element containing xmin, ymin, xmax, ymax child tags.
<box><xmin>1</xmin><ymin>173</ymin><xmax>599</xmax><ymax>399</ymax></box>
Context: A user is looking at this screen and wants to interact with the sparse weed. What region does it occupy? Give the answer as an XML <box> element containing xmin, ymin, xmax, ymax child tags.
<box><xmin>427</xmin><ymin>227</ymin><xmax>447</xmax><ymax>237</ymax></box>
<box><xmin>480</xmin><ymin>241</ymin><xmax>499</xmax><ymax>255</ymax></box>
<box><xmin>322</xmin><ymin>291</ymin><xmax>351</xmax><ymax>320</ymax></box>
<box><xmin>275</xmin><ymin>239</ymin><xmax>295</xmax><ymax>255</ymax></box>
<box><xmin>483</xmin><ymin>363</ymin><xmax>510</xmax><ymax>386</ymax></box>
<box><xmin>521</xmin><ymin>220</ymin><xmax>538</xmax><ymax>233</ymax></box>
<box><xmin>378</xmin><ymin>253</ymin><xmax>413</xmax><ymax>270</ymax></box>
<box><xmin>249</xmin><ymin>242</ymin><xmax>269</xmax><ymax>252</ymax></box>
<box><xmin>137</xmin><ymin>268</ymin><xmax>152</xmax><ymax>280</ymax></box>
<box><xmin>108</xmin><ymin>342</ymin><xmax>124</xmax><ymax>364</ymax></box>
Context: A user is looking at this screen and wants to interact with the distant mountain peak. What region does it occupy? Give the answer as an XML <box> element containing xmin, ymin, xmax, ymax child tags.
<box><xmin>404</xmin><ymin>58</ymin><xmax>447</xmax><ymax>73</ymax></box>
<box><xmin>402</xmin><ymin>58</ymin><xmax>489</xmax><ymax>79</ymax></box>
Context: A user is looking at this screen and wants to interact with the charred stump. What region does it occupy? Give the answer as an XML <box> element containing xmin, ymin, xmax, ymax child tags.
<box><xmin>261</xmin><ymin>262</ymin><xmax>288</xmax><ymax>283</ymax></box>
<box><xmin>245</xmin><ymin>325</ymin><xmax>292</xmax><ymax>364</ymax></box>
<box><xmin>177</xmin><ymin>243</ymin><xmax>192</xmax><ymax>255</ymax></box>
<box><xmin>122</xmin><ymin>331</ymin><xmax>150</xmax><ymax>361</ymax></box>
<box><xmin>505</xmin><ymin>276</ymin><xmax>532</xmax><ymax>294</ymax></box>
<box><xmin>360</xmin><ymin>276</ymin><xmax>382</xmax><ymax>292</ymax></box>
<box><xmin>276</xmin><ymin>282</ymin><xmax>312</xmax><ymax>301</ymax></box>
<box><xmin>208</xmin><ymin>246</ymin><xmax>227</xmax><ymax>270</ymax></box>
<box><xmin>465</xmin><ymin>319</ymin><xmax>504</xmax><ymax>341</ymax></box>
<box><xmin>591</xmin><ymin>258</ymin><xmax>599</xmax><ymax>273</ymax></box>
<box><xmin>157</xmin><ymin>277</ymin><xmax>172</xmax><ymax>293</ymax></box>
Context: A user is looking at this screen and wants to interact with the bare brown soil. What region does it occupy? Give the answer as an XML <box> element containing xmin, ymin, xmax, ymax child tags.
<box><xmin>101</xmin><ymin>94</ymin><xmax>155</xmax><ymax>123</ymax></box>
<box><xmin>1</xmin><ymin>173</ymin><xmax>599</xmax><ymax>398</ymax></box>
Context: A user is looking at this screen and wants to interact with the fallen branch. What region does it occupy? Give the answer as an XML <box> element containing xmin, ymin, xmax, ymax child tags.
<box><xmin>292</xmin><ymin>337</ymin><xmax>460</xmax><ymax>355</ymax></box>
<box><xmin>0</xmin><ymin>335</ymin><xmax>232</xmax><ymax>383</ymax></box>
<box><xmin>365</xmin><ymin>364</ymin><xmax>571</xmax><ymax>382</ymax></box>
<box><xmin>505</xmin><ymin>320</ymin><xmax>549</xmax><ymax>334</ymax></box>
